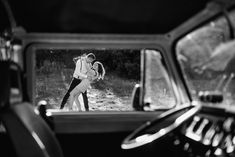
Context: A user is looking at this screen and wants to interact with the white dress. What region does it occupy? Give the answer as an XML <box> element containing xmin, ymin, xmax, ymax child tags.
<box><xmin>70</xmin><ymin>69</ymin><xmax>97</xmax><ymax>95</ymax></box>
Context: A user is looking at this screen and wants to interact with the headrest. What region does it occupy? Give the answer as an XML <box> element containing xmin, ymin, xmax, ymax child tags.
<box><xmin>0</xmin><ymin>61</ymin><xmax>22</xmax><ymax>109</ymax></box>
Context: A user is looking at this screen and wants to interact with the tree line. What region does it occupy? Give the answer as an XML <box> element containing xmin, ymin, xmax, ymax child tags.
<box><xmin>36</xmin><ymin>49</ymin><xmax>140</xmax><ymax>80</ymax></box>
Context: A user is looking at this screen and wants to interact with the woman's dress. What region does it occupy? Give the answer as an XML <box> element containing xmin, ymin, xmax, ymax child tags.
<box><xmin>70</xmin><ymin>69</ymin><xmax>97</xmax><ymax>95</ymax></box>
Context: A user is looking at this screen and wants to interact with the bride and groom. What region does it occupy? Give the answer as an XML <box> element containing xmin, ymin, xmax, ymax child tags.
<box><xmin>60</xmin><ymin>53</ymin><xmax>105</xmax><ymax>111</ymax></box>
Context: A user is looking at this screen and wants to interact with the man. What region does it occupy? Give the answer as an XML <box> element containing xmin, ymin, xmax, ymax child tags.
<box><xmin>60</xmin><ymin>53</ymin><xmax>96</xmax><ymax>111</ymax></box>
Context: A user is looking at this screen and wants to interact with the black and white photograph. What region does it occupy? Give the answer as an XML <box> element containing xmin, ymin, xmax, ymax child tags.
<box><xmin>35</xmin><ymin>49</ymin><xmax>140</xmax><ymax>111</ymax></box>
<box><xmin>1</xmin><ymin>0</ymin><xmax>235</xmax><ymax>157</ymax></box>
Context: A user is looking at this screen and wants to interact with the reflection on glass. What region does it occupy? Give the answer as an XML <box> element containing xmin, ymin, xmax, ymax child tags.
<box><xmin>35</xmin><ymin>49</ymin><xmax>140</xmax><ymax>111</ymax></box>
<box><xmin>144</xmin><ymin>50</ymin><xmax>175</xmax><ymax>110</ymax></box>
<box><xmin>176</xmin><ymin>14</ymin><xmax>235</xmax><ymax>106</ymax></box>
<box><xmin>229</xmin><ymin>10</ymin><xmax>235</xmax><ymax>37</ymax></box>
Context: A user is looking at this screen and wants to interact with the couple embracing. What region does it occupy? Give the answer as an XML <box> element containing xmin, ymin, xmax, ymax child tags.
<box><xmin>60</xmin><ymin>53</ymin><xmax>105</xmax><ymax>111</ymax></box>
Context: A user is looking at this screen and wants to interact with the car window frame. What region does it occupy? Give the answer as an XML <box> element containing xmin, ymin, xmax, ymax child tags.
<box><xmin>15</xmin><ymin>33</ymin><xmax>184</xmax><ymax>133</ymax></box>
<box><xmin>23</xmin><ymin>34</ymin><xmax>169</xmax><ymax>105</ymax></box>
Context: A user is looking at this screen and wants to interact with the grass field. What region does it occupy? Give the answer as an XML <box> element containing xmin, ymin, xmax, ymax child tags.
<box><xmin>35</xmin><ymin>68</ymin><xmax>139</xmax><ymax>111</ymax></box>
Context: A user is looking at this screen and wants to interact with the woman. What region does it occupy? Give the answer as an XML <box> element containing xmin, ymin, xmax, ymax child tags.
<box><xmin>68</xmin><ymin>61</ymin><xmax>105</xmax><ymax>111</ymax></box>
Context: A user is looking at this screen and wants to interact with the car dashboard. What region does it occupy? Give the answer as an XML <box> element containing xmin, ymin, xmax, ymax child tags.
<box><xmin>176</xmin><ymin>106</ymin><xmax>235</xmax><ymax>157</ymax></box>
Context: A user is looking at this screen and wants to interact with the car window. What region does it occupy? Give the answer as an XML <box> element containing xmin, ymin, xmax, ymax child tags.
<box><xmin>143</xmin><ymin>50</ymin><xmax>176</xmax><ymax>110</ymax></box>
<box><xmin>176</xmin><ymin>14</ymin><xmax>235</xmax><ymax>106</ymax></box>
<box><xmin>35</xmin><ymin>48</ymin><xmax>140</xmax><ymax>111</ymax></box>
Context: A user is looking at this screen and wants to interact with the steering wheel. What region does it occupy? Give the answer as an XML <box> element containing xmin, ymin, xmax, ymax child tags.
<box><xmin>121</xmin><ymin>103</ymin><xmax>201</xmax><ymax>149</ymax></box>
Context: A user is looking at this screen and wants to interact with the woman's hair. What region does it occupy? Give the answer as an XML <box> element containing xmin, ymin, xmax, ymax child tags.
<box><xmin>94</xmin><ymin>61</ymin><xmax>105</xmax><ymax>80</ymax></box>
<box><xmin>87</xmin><ymin>53</ymin><xmax>96</xmax><ymax>61</ymax></box>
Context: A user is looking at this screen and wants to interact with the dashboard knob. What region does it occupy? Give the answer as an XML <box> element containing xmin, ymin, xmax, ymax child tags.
<box><xmin>203</xmin><ymin>124</ymin><xmax>216</xmax><ymax>145</ymax></box>
<box><xmin>223</xmin><ymin>118</ymin><xmax>234</xmax><ymax>132</ymax></box>
<box><xmin>212</xmin><ymin>132</ymin><xmax>224</xmax><ymax>147</ymax></box>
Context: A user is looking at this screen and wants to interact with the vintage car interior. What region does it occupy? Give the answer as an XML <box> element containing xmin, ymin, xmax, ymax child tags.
<box><xmin>1</xmin><ymin>0</ymin><xmax>235</xmax><ymax>157</ymax></box>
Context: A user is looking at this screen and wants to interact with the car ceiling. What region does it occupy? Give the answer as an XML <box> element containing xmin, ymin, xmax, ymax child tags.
<box><xmin>1</xmin><ymin>0</ymin><xmax>210</xmax><ymax>34</ymax></box>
